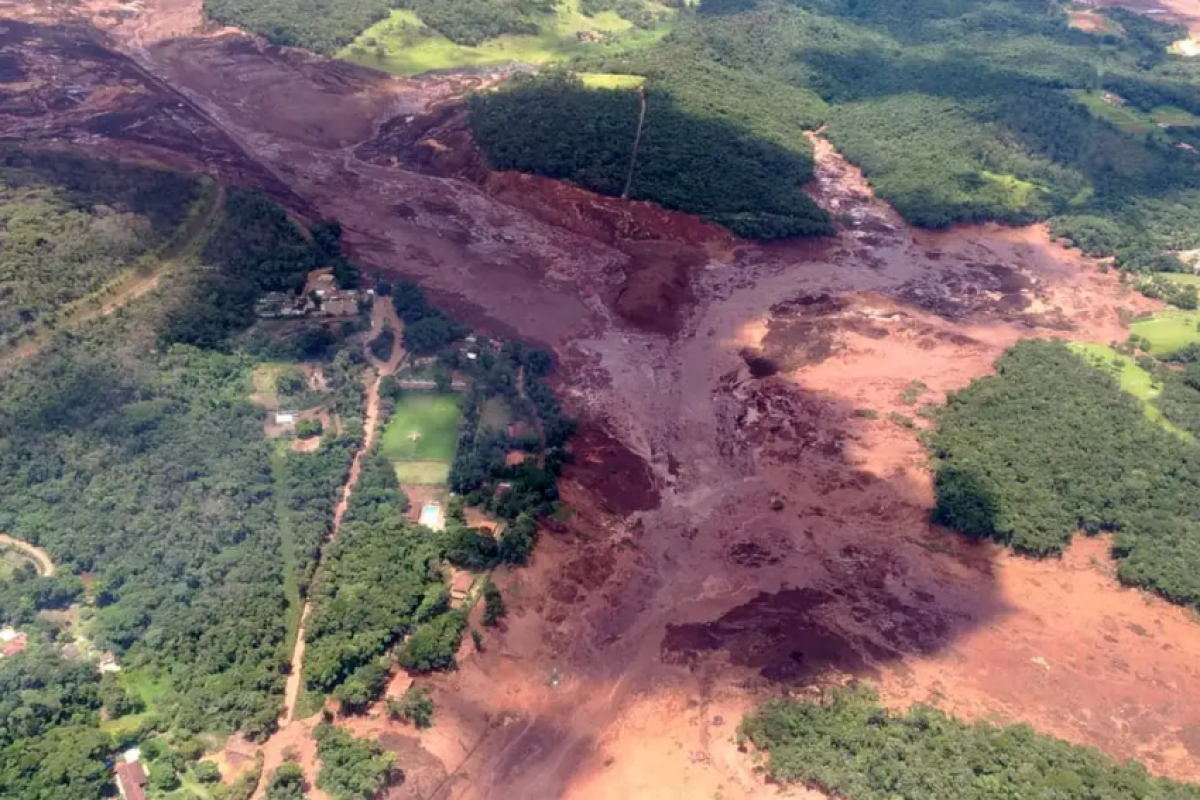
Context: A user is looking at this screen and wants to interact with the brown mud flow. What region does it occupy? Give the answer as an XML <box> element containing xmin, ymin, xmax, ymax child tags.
<box><xmin>3</xmin><ymin>1</ymin><xmax>1200</xmax><ymax>798</ymax></box>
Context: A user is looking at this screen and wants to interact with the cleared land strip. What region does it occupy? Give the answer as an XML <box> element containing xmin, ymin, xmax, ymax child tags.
<box><xmin>0</xmin><ymin>182</ymin><xmax>225</xmax><ymax>368</ymax></box>
<box><xmin>0</xmin><ymin>533</ymin><xmax>55</xmax><ymax>577</ymax></box>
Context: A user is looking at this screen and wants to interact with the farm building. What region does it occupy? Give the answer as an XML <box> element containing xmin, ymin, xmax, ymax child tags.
<box><xmin>114</xmin><ymin>760</ymin><xmax>147</xmax><ymax>800</ymax></box>
<box><xmin>0</xmin><ymin>627</ymin><xmax>26</xmax><ymax>658</ymax></box>
<box><xmin>275</xmin><ymin>411</ymin><xmax>298</xmax><ymax>426</ymax></box>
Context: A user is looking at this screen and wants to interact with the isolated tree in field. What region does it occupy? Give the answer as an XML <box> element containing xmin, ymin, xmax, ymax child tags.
<box><xmin>482</xmin><ymin>579</ymin><xmax>507</xmax><ymax>627</ymax></box>
<box><xmin>386</xmin><ymin>685</ymin><xmax>435</xmax><ymax>729</ymax></box>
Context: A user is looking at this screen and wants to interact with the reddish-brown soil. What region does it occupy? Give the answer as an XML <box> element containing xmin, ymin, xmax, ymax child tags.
<box><xmin>4</xmin><ymin>1</ymin><xmax>1200</xmax><ymax>798</ymax></box>
<box><xmin>1085</xmin><ymin>0</ymin><xmax>1200</xmax><ymax>35</ymax></box>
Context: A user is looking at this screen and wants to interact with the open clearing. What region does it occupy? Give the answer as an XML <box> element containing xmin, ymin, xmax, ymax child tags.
<box><xmin>394</xmin><ymin>460</ymin><xmax>452</xmax><ymax>485</ymax></box>
<box><xmin>1130</xmin><ymin>309</ymin><xmax>1200</xmax><ymax>355</ymax></box>
<box><xmin>1073</xmin><ymin>90</ymin><xmax>1200</xmax><ymax>133</ymax></box>
<box><xmin>0</xmin><ymin>547</ymin><xmax>34</xmax><ymax>579</ymax></box>
<box><xmin>381</xmin><ymin>392</ymin><xmax>462</xmax><ymax>464</ymax></box>
<box><xmin>337</xmin><ymin>0</ymin><xmax>674</xmax><ymax>75</ymax></box>
<box><xmin>577</xmin><ymin>72</ymin><xmax>647</xmax><ymax>89</ymax></box>
<box><xmin>1070</xmin><ymin>341</ymin><xmax>1190</xmax><ymax>438</ymax></box>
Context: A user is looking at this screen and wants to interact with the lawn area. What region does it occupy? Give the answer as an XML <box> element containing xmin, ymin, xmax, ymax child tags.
<box><xmin>381</xmin><ymin>392</ymin><xmax>462</xmax><ymax>465</ymax></box>
<box><xmin>1159</xmin><ymin>272</ymin><xmax>1200</xmax><ymax>286</ymax></box>
<box><xmin>394</xmin><ymin>460</ymin><xmax>453</xmax><ymax>485</ymax></box>
<box><xmin>0</xmin><ymin>546</ymin><xmax>33</xmax><ymax>579</ymax></box>
<box><xmin>479</xmin><ymin>396</ymin><xmax>514</xmax><ymax>432</ymax></box>
<box><xmin>1073</xmin><ymin>91</ymin><xmax>1200</xmax><ymax>134</ymax></box>
<box><xmin>1129</xmin><ymin>309</ymin><xmax>1200</xmax><ymax>356</ymax></box>
<box><xmin>100</xmin><ymin>669</ymin><xmax>171</xmax><ymax>736</ymax></box>
<box><xmin>578</xmin><ymin>72</ymin><xmax>647</xmax><ymax>89</ymax></box>
<box><xmin>337</xmin><ymin>0</ymin><xmax>674</xmax><ymax>76</ymax></box>
<box><xmin>1069</xmin><ymin>342</ymin><xmax>1190</xmax><ymax>439</ymax></box>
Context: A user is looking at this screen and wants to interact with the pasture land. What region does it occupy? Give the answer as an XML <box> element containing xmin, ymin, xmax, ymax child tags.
<box><xmin>1070</xmin><ymin>342</ymin><xmax>1189</xmax><ymax>438</ymax></box>
<box><xmin>382</xmin><ymin>393</ymin><xmax>461</xmax><ymax>461</ymax></box>
<box><xmin>1073</xmin><ymin>90</ymin><xmax>1200</xmax><ymax>134</ymax></box>
<box><xmin>394</xmin><ymin>461</ymin><xmax>453</xmax><ymax>485</ymax></box>
<box><xmin>1130</xmin><ymin>309</ymin><xmax>1200</xmax><ymax>356</ymax></box>
<box><xmin>578</xmin><ymin>72</ymin><xmax>647</xmax><ymax>89</ymax></box>
<box><xmin>338</xmin><ymin>0</ymin><xmax>674</xmax><ymax>76</ymax></box>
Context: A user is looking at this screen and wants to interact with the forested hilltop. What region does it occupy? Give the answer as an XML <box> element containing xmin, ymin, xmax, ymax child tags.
<box><xmin>472</xmin><ymin>0</ymin><xmax>1200</xmax><ymax>254</ymax></box>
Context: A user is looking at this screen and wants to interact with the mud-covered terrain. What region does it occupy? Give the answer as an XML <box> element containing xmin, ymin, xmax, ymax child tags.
<box><xmin>5</xmin><ymin>0</ymin><xmax>1200</xmax><ymax>798</ymax></box>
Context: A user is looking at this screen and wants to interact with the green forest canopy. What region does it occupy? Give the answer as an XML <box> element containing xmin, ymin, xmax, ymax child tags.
<box><xmin>0</xmin><ymin>150</ymin><xmax>370</xmax><ymax>799</ymax></box>
<box><xmin>741</xmin><ymin>684</ymin><xmax>1200</xmax><ymax>800</ymax></box>
<box><xmin>467</xmin><ymin>73</ymin><xmax>833</xmax><ymax>238</ymax></box>
<box><xmin>0</xmin><ymin>147</ymin><xmax>200</xmax><ymax>350</ymax></box>
<box><xmin>930</xmin><ymin>339</ymin><xmax>1200</xmax><ymax>608</ymax></box>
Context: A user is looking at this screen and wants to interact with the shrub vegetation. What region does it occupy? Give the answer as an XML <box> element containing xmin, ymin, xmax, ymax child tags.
<box><xmin>931</xmin><ymin>339</ymin><xmax>1200</xmax><ymax>607</ymax></box>
<box><xmin>741</xmin><ymin>684</ymin><xmax>1200</xmax><ymax>800</ymax></box>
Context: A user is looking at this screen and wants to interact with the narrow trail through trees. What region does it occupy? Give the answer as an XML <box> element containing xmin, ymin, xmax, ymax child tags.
<box><xmin>620</xmin><ymin>86</ymin><xmax>647</xmax><ymax>200</ymax></box>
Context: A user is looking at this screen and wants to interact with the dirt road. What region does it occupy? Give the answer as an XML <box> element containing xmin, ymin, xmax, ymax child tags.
<box><xmin>266</xmin><ymin>295</ymin><xmax>406</xmax><ymax>793</ymax></box>
<box><xmin>4</xmin><ymin>3</ymin><xmax>1200</xmax><ymax>799</ymax></box>
<box><xmin>0</xmin><ymin>534</ymin><xmax>55</xmax><ymax>577</ymax></box>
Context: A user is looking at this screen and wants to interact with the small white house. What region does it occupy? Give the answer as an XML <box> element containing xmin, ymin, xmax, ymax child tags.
<box><xmin>274</xmin><ymin>411</ymin><xmax>297</xmax><ymax>426</ymax></box>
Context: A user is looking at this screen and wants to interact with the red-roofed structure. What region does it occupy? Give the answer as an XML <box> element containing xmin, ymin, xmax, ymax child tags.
<box><xmin>115</xmin><ymin>761</ymin><xmax>148</xmax><ymax>800</ymax></box>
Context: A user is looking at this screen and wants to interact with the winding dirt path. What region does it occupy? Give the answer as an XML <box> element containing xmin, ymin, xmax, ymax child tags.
<box><xmin>0</xmin><ymin>534</ymin><xmax>55</xmax><ymax>577</ymax></box>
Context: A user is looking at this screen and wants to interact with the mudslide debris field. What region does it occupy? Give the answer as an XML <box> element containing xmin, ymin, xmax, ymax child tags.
<box><xmin>4</xmin><ymin>0</ymin><xmax>1200</xmax><ymax>797</ymax></box>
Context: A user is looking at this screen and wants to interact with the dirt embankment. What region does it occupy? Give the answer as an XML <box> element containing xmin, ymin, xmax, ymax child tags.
<box><xmin>2</xmin><ymin>3</ymin><xmax>1198</xmax><ymax>799</ymax></box>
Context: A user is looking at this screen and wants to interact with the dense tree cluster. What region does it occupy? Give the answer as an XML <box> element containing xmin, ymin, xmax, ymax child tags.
<box><xmin>0</xmin><ymin>152</ymin><xmax>367</xmax><ymax>796</ymax></box>
<box><xmin>581</xmin><ymin>0</ymin><xmax>1200</xmax><ymax>258</ymax></box>
<box><xmin>314</xmin><ymin>723</ymin><xmax>399</xmax><ymax>800</ymax></box>
<box><xmin>398</xmin><ymin>0</ymin><xmax>550</xmax><ymax>46</ymax></box>
<box><xmin>468</xmin><ymin>74</ymin><xmax>832</xmax><ymax>239</ymax></box>
<box><xmin>392</xmin><ymin>281</ymin><xmax>470</xmax><ymax>355</ymax></box>
<box><xmin>386</xmin><ymin>685</ymin><xmax>434</xmax><ymax>729</ymax></box>
<box><xmin>202</xmin><ymin>0</ymin><xmax>392</xmax><ymax>54</ymax></box>
<box><xmin>162</xmin><ymin>188</ymin><xmax>320</xmax><ymax>348</ymax></box>
<box><xmin>302</xmin><ymin>447</ymin><xmax>459</xmax><ymax>695</ymax></box>
<box><xmin>930</xmin><ymin>340</ymin><xmax>1200</xmax><ymax>607</ymax></box>
<box><xmin>740</xmin><ymin>684</ymin><xmax>1200</xmax><ymax>799</ymax></box>
<box><xmin>0</xmin><ymin>646</ymin><xmax>111</xmax><ymax>800</ymax></box>
<box><xmin>264</xmin><ymin>763</ymin><xmax>308</xmax><ymax>800</ymax></box>
<box><xmin>0</xmin><ymin>147</ymin><xmax>199</xmax><ymax>349</ymax></box>
<box><xmin>0</xmin><ymin>332</ymin><xmax>291</xmax><ymax>739</ymax></box>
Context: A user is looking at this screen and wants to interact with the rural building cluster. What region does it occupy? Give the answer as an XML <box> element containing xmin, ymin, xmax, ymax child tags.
<box><xmin>255</xmin><ymin>268</ymin><xmax>373</xmax><ymax>319</ymax></box>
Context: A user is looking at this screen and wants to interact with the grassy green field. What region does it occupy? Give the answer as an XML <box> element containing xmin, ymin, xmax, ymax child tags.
<box><xmin>0</xmin><ymin>547</ymin><xmax>33</xmax><ymax>579</ymax></box>
<box><xmin>578</xmin><ymin>72</ymin><xmax>646</xmax><ymax>89</ymax></box>
<box><xmin>1159</xmin><ymin>272</ymin><xmax>1200</xmax><ymax>286</ymax></box>
<box><xmin>100</xmin><ymin>669</ymin><xmax>171</xmax><ymax>736</ymax></box>
<box><xmin>394</xmin><ymin>460</ymin><xmax>453</xmax><ymax>485</ymax></box>
<box><xmin>338</xmin><ymin>0</ymin><xmax>674</xmax><ymax>76</ymax></box>
<box><xmin>1073</xmin><ymin>90</ymin><xmax>1200</xmax><ymax>134</ymax></box>
<box><xmin>381</xmin><ymin>393</ymin><xmax>462</xmax><ymax>485</ymax></box>
<box><xmin>1070</xmin><ymin>342</ymin><xmax>1190</xmax><ymax>438</ymax></box>
<box><xmin>1129</xmin><ymin>309</ymin><xmax>1200</xmax><ymax>356</ymax></box>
